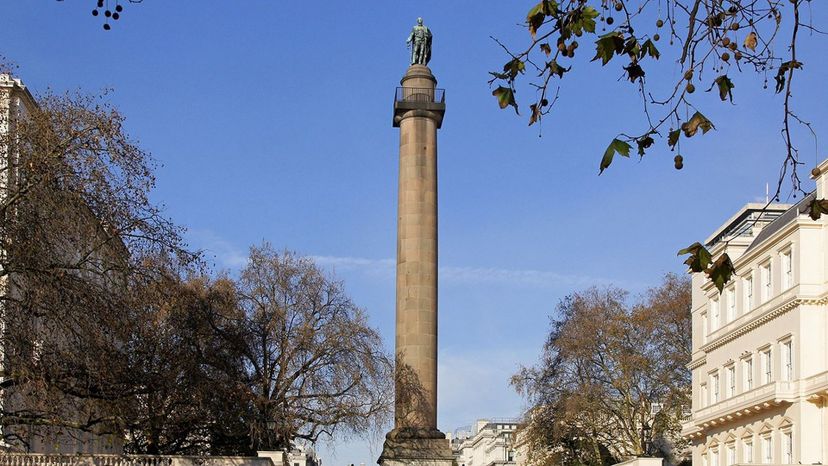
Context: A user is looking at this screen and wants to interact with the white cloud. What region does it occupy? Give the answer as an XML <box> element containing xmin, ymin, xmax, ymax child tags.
<box><xmin>186</xmin><ymin>229</ymin><xmax>249</xmax><ymax>269</ymax></box>
<box><xmin>311</xmin><ymin>255</ymin><xmax>629</xmax><ymax>289</ymax></box>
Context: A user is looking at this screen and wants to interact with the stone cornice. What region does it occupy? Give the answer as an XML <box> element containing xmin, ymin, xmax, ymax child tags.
<box><xmin>687</xmin><ymin>356</ymin><xmax>707</xmax><ymax>370</ymax></box>
<box><xmin>700</xmin><ymin>296</ymin><xmax>828</xmax><ymax>353</ymax></box>
<box><xmin>699</xmin><ymin>216</ymin><xmax>821</xmax><ymax>294</ymax></box>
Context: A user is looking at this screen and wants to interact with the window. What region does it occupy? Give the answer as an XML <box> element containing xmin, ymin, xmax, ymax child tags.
<box><xmin>712</xmin><ymin>298</ymin><xmax>720</xmax><ymax>331</ymax></box>
<box><xmin>782</xmin><ymin>340</ymin><xmax>793</xmax><ymax>381</ymax></box>
<box><xmin>745</xmin><ymin>274</ymin><xmax>754</xmax><ymax>312</ymax></box>
<box><xmin>761</xmin><ymin>262</ymin><xmax>772</xmax><ymax>302</ymax></box>
<box><xmin>727</xmin><ymin>444</ymin><xmax>736</xmax><ymax>466</ymax></box>
<box><xmin>702</xmin><ymin>311</ymin><xmax>709</xmax><ymax>342</ymax></box>
<box><xmin>507</xmin><ymin>450</ymin><xmax>515</xmax><ymax>462</ymax></box>
<box><xmin>712</xmin><ymin>372</ymin><xmax>720</xmax><ymax>403</ymax></box>
<box><xmin>744</xmin><ymin>439</ymin><xmax>754</xmax><ymax>464</ymax></box>
<box><xmin>762</xmin><ymin>435</ymin><xmax>773</xmax><ymax>464</ymax></box>
<box><xmin>727</xmin><ymin>365</ymin><xmax>736</xmax><ymax>397</ymax></box>
<box><xmin>781</xmin><ymin>250</ymin><xmax>793</xmax><ymax>290</ymax></box>
<box><xmin>727</xmin><ymin>286</ymin><xmax>736</xmax><ymax>321</ymax></box>
<box><xmin>701</xmin><ymin>383</ymin><xmax>708</xmax><ymax>408</ymax></box>
<box><xmin>762</xmin><ymin>348</ymin><xmax>773</xmax><ymax>384</ymax></box>
<box><xmin>744</xmin><ymin>357</ymin><xmax>754</xmax><ymax>391</ymax></box>
<box><xmin>783</xmin><ymin>431</ymin><xmax>793</xmax><ymax>464</ymax></box>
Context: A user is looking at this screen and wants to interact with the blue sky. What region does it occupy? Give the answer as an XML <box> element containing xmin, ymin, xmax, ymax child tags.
<box><xmin>5</xmin><ymin>1</ymin><xmax>828</xmax><ymax>464</ymax></box>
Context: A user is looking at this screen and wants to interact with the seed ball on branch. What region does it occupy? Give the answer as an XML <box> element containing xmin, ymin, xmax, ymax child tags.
<box><xmin>813</xmin><ymin>167</ymin><xmax>822</xmax><ymax>177</ymax></box>
<box><xmin>607</xmin><ymin>17</ymin><xmax>615</xmax><ymax>25</ymax></box>
<box><xmin>722</xmin><ymin>52</ymin><xmax>730</xmax><ymax>62</ymax></box>
<box><xmin>614</xmin><ymin>2</ymin><xmax>623</xmax><ymax>11</ymax></box>
<box><xmin>656</xmin><ymin>19</ymin><xmax>664</xmax><ymax>27</ymax></box>
<box><xmin>674</xmin><ymin>155</ymin><xmax>684</xmax><ymax>169</ymax></box>
<box><xmin>686</xmin><ymin>83</ymin><xmax>696</xmax><ymax>93</ymax></box>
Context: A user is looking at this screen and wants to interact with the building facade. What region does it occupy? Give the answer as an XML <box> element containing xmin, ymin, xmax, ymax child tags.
<box><xmin>449</xmin><ymin>419</ymin><xmax>522</xmax><ymax>466</ymax></box>
<box><xmin>682</xmin><ymin>160</ymin><xmax>828</xmax><ymax>464</ymax></box>
<box><xmin>0</xmin><ymin>73</ymin><xmax>123</xmax><ymax>454</ymax></box>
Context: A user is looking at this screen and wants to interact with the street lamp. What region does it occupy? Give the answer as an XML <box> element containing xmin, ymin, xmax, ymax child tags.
<box><xmin>641</xmin><ymin>422</ymin><xmax>652</xmax><ymax>456</ymax></box>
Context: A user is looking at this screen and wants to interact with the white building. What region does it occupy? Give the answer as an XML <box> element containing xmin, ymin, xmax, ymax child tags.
<box><xmin>449</xmin><ymin>419</ymin><xmax>522</xmax><ymax>466</ymax></box>
<box><xmin>683</xmin><ymin>160</ymin><xmax>828</xmax><ymax>464</ymax></box>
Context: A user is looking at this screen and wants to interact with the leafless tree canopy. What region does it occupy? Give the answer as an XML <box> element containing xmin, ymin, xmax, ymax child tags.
<box><xmin>513</xmin><ymin>273</ymin><xmax>691</xmax><ymax>466</ymax></box>
<box><xmin>0</xmin><ymin>78</ymin><xmax>394</xmax><ymax>454</ymax></box>
<box><xmin>229</xmin><ymin>245</ymin><xmax>394</xmax><ymax>451</ymax></box>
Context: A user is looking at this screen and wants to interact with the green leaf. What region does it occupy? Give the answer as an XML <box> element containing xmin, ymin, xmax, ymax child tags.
<box><xmin>706</xmin><ymin>253</ymin><xmax>735</xmax><ymax>293</ymax></box>
<box><xmin>641</xmin><ymin>39</ymin><xmax>660</xmax><ymax>60</ymax></box>
<box><xmin>681</xmin><ymin>111</ymin><xmax>714</xmax><ymax>137</ymax></box>
<box><xmin>599</xmin><ymin>138</ymin><xmax>631</xmax><ymax>174</ymax></box>
<box><xmin>668</xmin><ymin>129</ymin><xmax>681</xmax><ymax>149</ymax></box>
<box><xmin>711</xmin><ymin>75</ymin><xmax>735</xmax><ymax>102</ymax></box>
<box><xmin>572</xmin><ymin>5</ymin><xmax>599</xmax><ymax>34</ymax></box>
<box><xmin>503</xmin><ymin>58</ymin><xmax>526</xmax><ymax>80</ymax></box>
<box><xmin>636</xmin><ymin>135</ymin><xmax>654</xmax><ymax>157</ymax></box>
<box><xmin>593</xmin><ymin>32</ymin><xmax>625</xmax><ymax>66</ymax></box>
<box><xmin>808</xmin><ymin>198</ymin><xmax>828</xmax><ymax>220</ymax></box>
<box><xmin>527</xmin><ymin>1</ymin><xmax>558</xmax><ymax>38</ymax></box>
<box><xmin>492</xmin><ymin>86</ymin><xmax>519</xmax><ymax>114</ymax></box>
<box><xmin>677</xmin><ymin>242</ymin><xmax>712</xmax><ymax>273</ymax></box>
<box><xmin>548</xmin><ymin>59</ymin><xmax>570</xmax><ymax>78</ymax></box>
<box><xmin>623</xmin><ymin>36</ymin><xmax>640</xmax><ymax>58</ymax></box>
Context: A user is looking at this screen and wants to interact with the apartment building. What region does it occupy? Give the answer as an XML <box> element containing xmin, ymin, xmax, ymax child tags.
<box><xmin>449</xmin><ymin>419</ymin><xmax>522</xmax><ymax>466</ymax></box>
<box><xmin>682</xmin><ymin>159</ymin><xmax>828</xmax><ymax>464</ymax></box>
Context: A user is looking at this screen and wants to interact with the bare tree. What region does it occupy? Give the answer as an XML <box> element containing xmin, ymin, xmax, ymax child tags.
<box><xmin>121</xmin><ymin>264</ymin><xmax>251</xmax><ymax>456</ymax></box>
<box><xmin>513</xmin><ymin>273</ymin><xmax>691</xmax><ymax>466</ymax></box>
<box><xmin>207</xmin><ymin>244</ymin><xmax>394</xmax><ymax>451</ymax></box>
<box><xmin>0</xmin><ymin>73</ymin><xmax>194</xmax><ymax>450</ymax></box>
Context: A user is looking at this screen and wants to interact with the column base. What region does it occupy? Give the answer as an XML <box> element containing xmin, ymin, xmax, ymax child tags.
<box><xmin>378</xmin><ymin>428</ymin><xmax>454</xmax><ymax>466</ymax></box>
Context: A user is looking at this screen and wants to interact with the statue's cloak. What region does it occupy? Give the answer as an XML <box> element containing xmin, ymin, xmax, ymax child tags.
<box><xmin>425</xmin><ymin>27</ymin><xmax>433</xmax><ymax>65</ymax></box>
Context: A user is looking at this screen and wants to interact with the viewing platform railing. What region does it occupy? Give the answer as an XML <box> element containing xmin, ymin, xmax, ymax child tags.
<box><xmin>394</xmin><ymin>87</ymin><xmax>445</xmax><ymax>104</ymax></box>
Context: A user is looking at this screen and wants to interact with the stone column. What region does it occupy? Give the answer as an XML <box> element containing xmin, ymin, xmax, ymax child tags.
<box><xmin>379</xmin><ymin>65</ymin><xmax>451</xmax><ymax>466</ymax></box>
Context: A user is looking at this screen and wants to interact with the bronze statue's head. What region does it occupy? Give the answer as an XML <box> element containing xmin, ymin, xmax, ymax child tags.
<box><xmin>417</xmin><ymin>17</ymin><xmax>423</xmax><ymax>26</ymax></box>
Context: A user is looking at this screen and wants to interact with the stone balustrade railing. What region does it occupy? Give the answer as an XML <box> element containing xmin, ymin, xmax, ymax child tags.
<box><xmin>0</xmin><ymin>454</ymin><xmax>275</xmax><ymax>466</ymax></box>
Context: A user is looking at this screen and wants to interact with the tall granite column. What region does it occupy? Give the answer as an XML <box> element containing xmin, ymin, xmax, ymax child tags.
<box><xmin>379</xmin><ymin>65</ymin><xmax>451</xmax><ymax>466</ymax></box>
